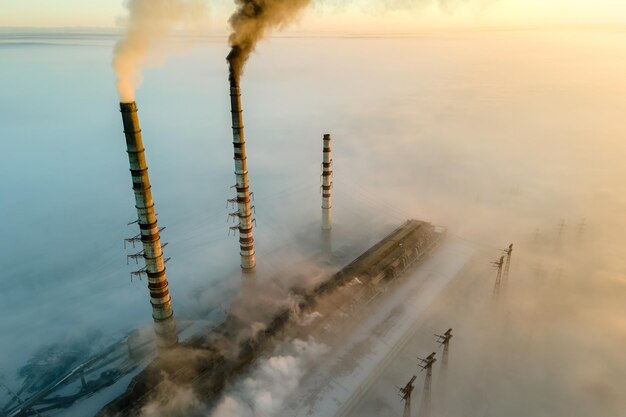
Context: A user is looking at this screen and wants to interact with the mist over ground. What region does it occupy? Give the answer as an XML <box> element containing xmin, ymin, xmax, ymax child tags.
<box><xmin>0</xmin><ymin>26</ymin><xmax>625</xmax><ymax>416</ymax></box>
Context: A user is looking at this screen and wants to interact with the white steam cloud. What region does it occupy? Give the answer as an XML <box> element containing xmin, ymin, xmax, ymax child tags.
<box><xmin>113</xmin><ymin>0</ymin><xmax>207</xmax><ymax>102</ymax></box>
<box><xmin>139</xmin><ymin>373</ymin><xmax>207</xmax><ymax>417</ymax></box>
<box><xmin>212</xmin><ymin>338</ymin><xmax>329</xmax><ymax>417</ymax></box>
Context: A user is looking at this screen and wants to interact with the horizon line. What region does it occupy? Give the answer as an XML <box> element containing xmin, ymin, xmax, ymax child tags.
<box><xmin>0</xmin><ymin>23</ymin><xmax>624</xmax><ymax>38</ymax></box>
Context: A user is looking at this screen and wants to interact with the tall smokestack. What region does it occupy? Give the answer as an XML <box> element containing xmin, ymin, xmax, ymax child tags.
<box><xmin>120</xmin><ymin>102</ymin><xmax>178</xmax><ymax>348</ymax></box>
<box><xmin>229</xmin><ymin>79</ymin><xmax>256</xmax><ymax>273</ymax></box>
<box><xmin>321</xmin><ymin>134</ymin><xmax>333</xmax><ymax>231</ymax></box>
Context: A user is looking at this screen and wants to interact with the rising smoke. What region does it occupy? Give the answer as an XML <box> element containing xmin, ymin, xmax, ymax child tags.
<box><xmin>212</xmin><ymin>338</ymin><xmax>329</xmax><ymax>417</ymax></box>
<box><xmin>113</xmin><ymin>0</ymin><xmax>207</xmax><ymax>102</ymax></box>
<box><xmin>227</xmin><ymin>0</ymin><xmax>311</xmax><ymax>83</ymax></box>
<box><xmin>226</xmin><ymin>0</ymin><xmax>495</xmax><ymax>83</ymax></box>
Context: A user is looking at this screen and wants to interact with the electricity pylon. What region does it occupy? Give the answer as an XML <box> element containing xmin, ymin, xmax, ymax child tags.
<box><xmin>492</xmin><ymin>256</ymin><xmax>504</xmax><ymax>297</ymax></box>
<box><xmin>399</xmin><ymin>375</ymin><xmax>417</xmax><ymax>417</ymax></box>
<box><xmin>417</xmin><ymin>352</ymin><xmax>437</xmax><ymax>417</ymax></box>
<box><xmin>501</xmin><ymin>244</ymin><xmax>513</xmax><ymax>287</ymax></box>
<box><xmin>436</xmin><ymin>329</ymin><xmax>453</xmax><ymax>374</ymax></box>
<box><xmin>435</xmin><ymin>329</ymin><xmax>453</xmax><ymax>414</ymax></box>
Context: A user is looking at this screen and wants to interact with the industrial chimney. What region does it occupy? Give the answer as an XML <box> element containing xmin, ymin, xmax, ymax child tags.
<box><xmin>321</xmin><ymin>134</ymin><xmax>333</xmax><ymax>231</ymax></box>
<box><xmin>229</xmin><ymin>79</ymin><xmax>256</xmax><ymax>273</ymax></box>
<box><xmin>120</xmin><ymin>102</ymin><xmax>178</xmax><ymax>348</ymax></box>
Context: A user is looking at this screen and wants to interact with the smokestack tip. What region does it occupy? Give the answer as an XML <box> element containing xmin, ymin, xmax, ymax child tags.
<box><xmin>324</xmin><ymin>133</ymin><xmax>331</xmax><ymax>140</ymax></box>
<box><xmin>120</xmin><ymin>101</ymin><xmax>138</xmax><ymax>112</ymax></box>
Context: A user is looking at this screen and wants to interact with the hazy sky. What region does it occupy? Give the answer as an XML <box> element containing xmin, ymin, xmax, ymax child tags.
<box><xmin>2</xmin><ymin>0</ymin><xmax>626</xmax><ymax>29</ymax></box>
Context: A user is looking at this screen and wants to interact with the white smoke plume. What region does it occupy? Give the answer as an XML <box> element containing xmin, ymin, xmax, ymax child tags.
<box><xmin>113</xmin><ymin>0</ymin><xmax>208</xmax><ymax>102</ymax></box>
<box><xmin>211</xmin><ymin>337</ymin><xmax>329</xmax><ymax>417</ymax></box>
<box><xmin>139</xmin><ymin>373</ymin><xmax>207</xmax><ymax>417</ymax></box>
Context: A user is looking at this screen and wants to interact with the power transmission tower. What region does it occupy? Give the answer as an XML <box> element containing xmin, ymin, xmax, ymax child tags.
<box><xmin>436</xmin><ymin>329</ymin><xmax>453</xmax><ymax>371</ymax></box>
<box><xmin>492</xmin><ymin>256</ymin><xmax>504</xmax><ymax>297</ymax></box>
<box><xmin>398</xmin><ymin>375</ymin><xmax>417</xmax><ymax>417</ymax></box>
<box><xmin>501</xmin><ymin>244</ymin><xmax>513</xmax><ymax>287</ymax></box>
<box><xmin>435</xmin><ymin>329</ymin><xmax>453</xmax><ymax>414</ymax></box>
<box><xmin>417</xmin><ymin>352</ymin><xmax>437</xmax><ymax>417</ymax></box>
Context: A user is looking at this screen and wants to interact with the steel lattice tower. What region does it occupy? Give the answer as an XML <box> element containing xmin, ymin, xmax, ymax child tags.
<box><xmin>502</xmin><ymin>244</ymin><xmax>513</xmax><ymax>287</ymax></box>
<box><xmin>492</xmin><ymin>255</ymin><xmax>505</xmax><ymax>297</ymax></box>
<box><xmin>436</xmin><ymin>329</ymin><xmax>453</xmax><ymax>377</ymax></box>
<box><xmin>399</xmin><ymin>375</ymin><xmax>417</xmax><ymax>417</ymax></box>
<box><xmin>417</xmin><ymin>352</ymin><xmax>437</xmax><ymax>417</ymax></box>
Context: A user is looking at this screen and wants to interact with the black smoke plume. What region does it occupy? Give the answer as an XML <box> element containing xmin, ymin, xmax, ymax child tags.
<box><xmin>226</xmin><ymin>0</ymin><xmax>496</xmax><ymax>83</ymax></box>
<box><xmin>227</xmin><ymin>0</ymin><xmax>311</xmax><ymax>84</ymax></box>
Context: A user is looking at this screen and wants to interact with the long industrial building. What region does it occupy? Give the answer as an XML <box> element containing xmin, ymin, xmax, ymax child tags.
<box><xmin>96</xmin><ymin>220</ymin><xmax>446</xmax><ymax>416</ymax></box>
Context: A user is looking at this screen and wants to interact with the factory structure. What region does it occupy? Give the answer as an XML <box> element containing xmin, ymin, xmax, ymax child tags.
<box><xmin>2</xmin><ymin>71</ymin><xmax>522</xmax><ymax>417</ymax></box>
<box><xmin>83</xmin><ymin>74</ymin><xmax>450</xmax><ymax>415</ymax></box>
<box><xmin>95</xmin><ymin>221</ymin><xmax>446</xmax><ymax>416</ymax></box>
<box><xmin>8</xmin><ymin>86</ymin><xmax>444</xmax><ymax>417</ymax></box>
<box><xmin>3</xmin><ymin>72</ymin><xmax>484</xmax><ymax>417</ymax></box>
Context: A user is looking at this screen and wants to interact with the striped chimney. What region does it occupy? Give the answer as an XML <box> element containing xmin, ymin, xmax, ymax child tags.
<box><xmin>229</xmin><ymin>79</ymin><xmax>256</xmax><ymax>273</ymax></box>
<box><xmin>322</xmin><ymin>134</ymin><xmax>333</xmax><ymax>231</ymax></box>
<box><xmin>120</xmin><ymin>102</ymin><xmax>178</xmax><ymax>348</ymax></box>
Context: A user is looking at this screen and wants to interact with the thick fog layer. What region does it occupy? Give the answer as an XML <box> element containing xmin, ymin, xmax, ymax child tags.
<box><xmin>0</xmin><ymin>27</ymin><xmax>625</xmax><ymax>416</ymax></box>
